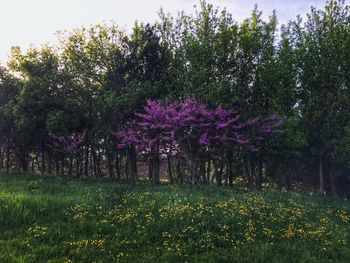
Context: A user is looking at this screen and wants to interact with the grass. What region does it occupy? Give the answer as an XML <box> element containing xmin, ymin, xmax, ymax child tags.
<box><xmin>0</xmin><ymin>172</ymin><xmax>350</xmax><ymax>263</ymax></box>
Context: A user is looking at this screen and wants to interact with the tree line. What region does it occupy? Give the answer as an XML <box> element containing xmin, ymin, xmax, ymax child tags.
<box><xmin>0</xmin><ymin>0</ymin><xmax>350</xmax><ymax>196</ymax></box>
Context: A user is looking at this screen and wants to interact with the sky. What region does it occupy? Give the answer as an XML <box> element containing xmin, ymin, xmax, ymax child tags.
<box><xmin>0</xmin><ymin>0</ymin><xmax>330</xmax><ymax>64</ymax></box>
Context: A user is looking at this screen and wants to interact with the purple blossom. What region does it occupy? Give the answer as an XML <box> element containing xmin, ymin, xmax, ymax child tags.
<box><xmin>50</xmin><ymin>131</ymin><xmax>86</xmax><ymax>156</ymax></box>
<box><xmin>0</xmin><ymin>130</ymin><xmax>13</xmax><ymax>150</ymax></box>
<box><xmin>113</xmin><ymin>99</ymin><xmax>283</xmax><ymax>159</ymax></box>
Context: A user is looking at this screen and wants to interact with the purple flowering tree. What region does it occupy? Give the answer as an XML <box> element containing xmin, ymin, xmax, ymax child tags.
<box><xmin>114</xmin><ymin>99</ymin><xmax>283</xmax><ymax>185</ymax></box>
<box><xmin>49</xmin><ymin>131</ymin><xmax>86</xmax><ymax>176</ymax></box>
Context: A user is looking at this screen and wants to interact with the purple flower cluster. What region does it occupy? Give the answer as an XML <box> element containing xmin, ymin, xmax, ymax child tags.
<box><xmin>0</xmin><ymin>130</ymin><xmax>12</xmax><ymax>150</ymax></box>
<box><xmin>49</xmin><ymin>131</ymin><xmax>86</xmax><ymax>156</ymax></box>
<box><xmin>114</xmin><ymin>99</ymin><xmax>283</xmax><ymax>157</ymax></box>
<box><xmin>0</xmin><ymin>137</ymin><xmax>11</xmax><ymax>150</ymax></box>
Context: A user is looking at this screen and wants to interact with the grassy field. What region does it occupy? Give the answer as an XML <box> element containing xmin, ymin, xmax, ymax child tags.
<box><xmin>0</xmin><ymin>173</ymin><xmax>350</xmax><ymax>263</ymax></box>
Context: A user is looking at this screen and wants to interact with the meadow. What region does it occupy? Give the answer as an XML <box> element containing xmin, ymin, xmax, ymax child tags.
<box><xmin>0</xmin><ymin>172</ymin><xmax>350</xmax><ymax>263</ymax></box>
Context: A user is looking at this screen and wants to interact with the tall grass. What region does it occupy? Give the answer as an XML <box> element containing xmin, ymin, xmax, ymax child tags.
<box><xmin>0</xmin><ymin>172</ymin><xmax>349</xmax><ymax>262</ymax></box>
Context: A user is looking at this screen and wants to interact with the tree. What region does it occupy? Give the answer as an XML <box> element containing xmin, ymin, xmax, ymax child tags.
<box><xmin>0</xmin><ymin>66</ymin><xmax>20</xmax><ymax>171</ymax></box>
<box><xmin>7</xmin><ymin>46</ymin><xmax>60</xmax><ymax>172</ymax></box>
<box><xmin>298</xmin><ymin>0</ymin><xmax>350</xmax><ymax>194</ymax></box>
<box><xmin>115</xmin><ymin>99</ymin><xmax>282</xmax><ymax>185</ymax></box>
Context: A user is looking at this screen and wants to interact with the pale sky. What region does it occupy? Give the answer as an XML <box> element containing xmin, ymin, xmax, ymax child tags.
<box><xmin>0</xmin><ymin>0</ymin><xmax>330</xmax><ymax>64</ymax></box>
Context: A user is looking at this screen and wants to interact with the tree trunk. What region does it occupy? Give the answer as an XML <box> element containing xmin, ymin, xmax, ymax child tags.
<box><xmin>68</xmin><ymin>157</ymin><xmax>73</xmax><ymax>176</ymax></box>
<box><xmin>127</xmin><ymin>145</ymin><xmax>137</xmax><ymax>183</ymax></box>
<box><xmin>97</xmin><ymin>150</ymin><xmax>102</xmax><ymax>177</ymax></box>
<box><xmin>330</xmin><ymin>164</ymin><xmax>337</xmax><ymax>196</ymax></box>
<box><xmin>5</xmin><ymin>148</ymin><xmax>10</xmax><ymax>172</ymax></box>
<box><xmin>244</xmin><ymin>157</ymin><xmax>254</xmax><ymax>190</ymax></box>
<box><xmin>90</xmin><ymin>148</ymin><xmax>96</xmax><ymax>177</ymax></box>
<box><xmin>250</xmin><ymin>155</ymin><xmax>257</xmax><ymax>189</ymax></box>
<box><xmin>60</xmin><ymin>156</ymin><xmax>65</xmax><ymax>174</ymax></box>
<box><xmin>0</xmin><ymin>149</ymin><xmax>4</xmax><ymax>169</ymax></box>
<box><xmin>176</xmin><ymin>159</ymin><xmax>183</xmax><ymax>185</ymax></box>
<box><xmin>41</xmin><ymin>147</ymin><xmax>46</xmax><ymax>175</ymax></box>
<box><xmin>31</xmin><ymin>156</ymin><xmax>35</xmax><ymax>172</ymax></box>
<box><xmin>214</xmin><ymin>159</ymin><xmax>222</xmax><ymax>186</ymax></box>
<box><xmin>167</xmin><ymin>154</ymin><xmax>173</xmax><ymax>183</ymax></box>
<box><xmin>319</xmin><ymin>154</ymin><xmax>324</xmax><ymax>193</ymax></box>
<box><xmin>285</xmin><ymin>172</ymin><xmax>291</xmax><ymax>191</ymax></box>
<box><xmin>55</xmin><ymin>158</ymin><xmax>59</xmax><ymax>175</ymax></box>
<box><xmin>148</xmin><ymin>158</ymin><xmax>153</xmax><ymax>181</ymax></box>
<box><xmin>256</xmin><ymin>159</ymin><xmax>263</xmax><ymax>190</ymax></box>
<box><xmin>75</xmin><ymin>156</ymin><xmax>81</xmax><ymax>178</ymax></box>
<box><xmin>150</xmin><ymin>154</ymin><xmax>160</xmax><ymax>184</ymax></box>
<box><xmin>19</xmin><ymin>148</ymin><xmax>28</xmax><ymax>172</ymax></box>
<box><xmin>227</xmin><ymin>152</ymin><xmax>234</xmax><ymax>188</ymax></box>
<box><xmin>190</xmin><ymin>160</ymin><xmax>198</xmax><ymax>185</ymax></box>
<box><xmin>84</xmin><ymin>147</ymin><xmax>89</xmax><ymax>178</ymax></box>
<box><xmin>48</xmin><ymin>152</ymin><xmax>52</xmax><ymax>174</ymax></box>
<box><xmin>206</xmin><ymin>158</ymin><xmax>211</xmax><ymax>185</ymax></box>
<box><xmin>93</xmin><ymin>153</ymin><xmax>97</xmax><ymax>178</ymax></box>
<box><xmin>115</xmin><ymin>150</ymin><xmax>120</xmax><ymax>179</ymax></box>
<box><xmin>92</xmin><ymin>149</ymin><xmax>101</xmax><ymax>178</ymax></box>
<box><xmin>199</xmin><ymin>160</ymin><xmax>206</xmax><ymax>185</ymax></box>
<box><xmin>107</xmin><ymin>152</ymin><xmax>114</xmax><ymax>178</ymax></box>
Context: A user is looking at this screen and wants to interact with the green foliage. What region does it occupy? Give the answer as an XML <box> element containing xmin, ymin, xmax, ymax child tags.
<box><xmin>0</xmin><ymin>0</ymin><xmax>350</xmax><ymax>193</ymax></box>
